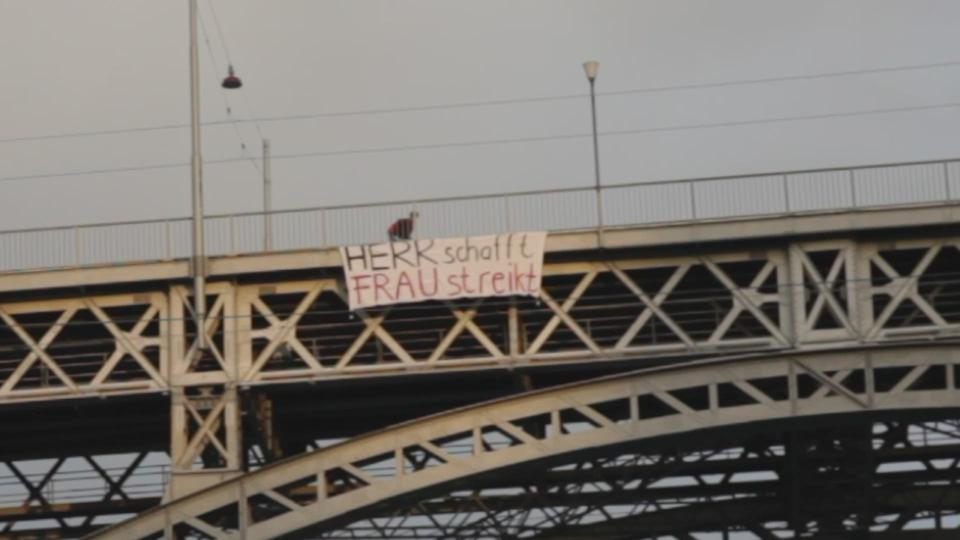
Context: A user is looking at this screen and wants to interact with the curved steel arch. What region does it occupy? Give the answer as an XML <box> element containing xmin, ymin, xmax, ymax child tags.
<box><xmin>87</xmin><ymin>343</ymin><xmax>960</xmax><ymax>539</ymax></box>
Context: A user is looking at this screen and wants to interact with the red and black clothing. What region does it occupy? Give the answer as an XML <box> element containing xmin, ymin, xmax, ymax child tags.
<box><xmin>388</xmin><ymin>217</ymin><xmax>415</xmax><ymax>241</ymax></box>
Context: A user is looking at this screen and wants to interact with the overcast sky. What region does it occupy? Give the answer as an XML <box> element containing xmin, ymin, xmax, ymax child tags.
<box><xmin>1</xmin><ymin>0</ymin><xmax>959</xmax><ymax>230</ymax></box>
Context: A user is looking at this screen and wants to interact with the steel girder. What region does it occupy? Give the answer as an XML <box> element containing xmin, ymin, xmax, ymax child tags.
<box><xmin>85</xmin><ymin>343</ymin><xmax>960</xmax><ymax>539</ymax></box>
<box><xmin>309</xmin><ymin>421</ymin><xmax>960</xmax><ymax>539</ymax></box>
<box><xmin>0</xmin><ymin>235</ymin><xmax>958</xmax><ymax>402</ymax></box>
<box><xmin>0</xmin><ymin>451</ymin><xmax>168</xmax><ymax>539</ymax></box>
<box><xmin>0</xmin><ymin>290</ymin><xmax>169</xmax><ymax>401</ymax></box>
<box><xmin>0</xmin><ymin>232</ymin><xmax>958</xmax><ymax>524</ymax></box>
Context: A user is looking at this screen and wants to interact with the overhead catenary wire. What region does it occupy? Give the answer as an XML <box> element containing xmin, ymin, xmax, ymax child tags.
<box><xmin>207</xmin><ymin>0</ymin><xmax>234</xmax><ymax>68</ymax></box>
<box><xmin>268</xmin><ymin>101</ymin><xmax>960</xmax><ymax>161</ymax></box>
<box><xmin>1</xmin><ymin>100</ymin><xmax>958</xmax><ymax>184</ymax></box>
<box><xmin>207</xmin><ymin>0</ymin><xmax>268</xmax><ymax>143</ymax></box>
<box><xmin>1</xmin><ymin>59</ymin><xmax>958</xmax><ymax>145</ymax></box>
<box><xmin>197</xmin><ymin>7</ymin><xmax>261</xmax><ymax>176</ymax></box>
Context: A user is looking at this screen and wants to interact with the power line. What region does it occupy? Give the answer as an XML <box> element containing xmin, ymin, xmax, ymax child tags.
<box><xmin>0</xmin><ymin>100</ymin><xmax>957</xmax><ymax>184</ymax></box>
<box><xmin>243</xmin><ymin>59</ymin><xmax>960</xmax><ymax>125</ymax></box>
<box><xmin>259</xmin><ymin>102</ymin><xmax>960</xmax><ymax>162</ymax></box>
<box><xmin>603</xmin><ymin>101</ymin><xmax>960</xmax><ymax>137</ymax></box>
<box><xmin>0</xmin><ymin>161</ymin><xmax>188</xmax><ymax>183</ymax></box>
<box><xmin>0</xmin><ymin>122</ymin><xmax>188</xmax><ymax>144</ymax></box>
<box><xmin>602</xmin><ymin>60</ymin><xmax>960</xmax><ymax>96</ymax></box>
<box><xmin>1</xmin><ymin>60</ymin><xmax>958</xmax><ymax>145</ymax></box>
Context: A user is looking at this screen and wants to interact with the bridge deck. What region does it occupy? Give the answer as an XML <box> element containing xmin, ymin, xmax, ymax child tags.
<box><xmin>3</xmin><ymin>196</ymin><xmax>959</xmax><ymax>294</ymax></box>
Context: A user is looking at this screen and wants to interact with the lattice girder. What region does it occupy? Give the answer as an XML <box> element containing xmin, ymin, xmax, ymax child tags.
<box><xmin>0</xmin><ymin>451</ymin><xmax>166</xmax><ymax>537</ymax></box>
<box><xmin>0</xmin><ymin>292</ymin><xmax>169</xmax><ymax>401</ymax></box>
<box><xmin>1</xmin><ymin>236</ymin><xmax>957</xmax><ymax>401</ymax></box>
<box><xmin>86</xmin><ymin>343</ymin><xmax>960</xmax><ymax>539</ymax></box>
<box><xmin>169</xmin><ymin>282</ymin><xmax>238</xmax><ymax>385</ymax></box>
<box><xmin>234</xmin><ymin>249</ymin><xmax>800</xmax><ymax>381</ymax></box>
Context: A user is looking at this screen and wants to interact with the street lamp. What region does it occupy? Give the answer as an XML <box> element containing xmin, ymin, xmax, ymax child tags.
<box><xmin>583</xmin><ymin>60</ymin><xmax>602</xmax><ymax>246</ymax></box>
<box><xmin>222</xmin><ymin>64</ymin><xmax>243</xmax><ymax>89</ymax></box>
<box><xmin>189</xmin><ymin>0</ymin><xmax>242</xmax><ymax>349</ymax></box>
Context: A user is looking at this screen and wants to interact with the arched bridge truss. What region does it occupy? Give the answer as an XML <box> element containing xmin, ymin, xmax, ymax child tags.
<box><xmin>1</xmin><ymin>233</ymin><xmax>959</xmax><ymax>533</ymax></box>
<box><xmin>88</xmin><ymin>343</ymin><xmax>960</xmax><ymax>539</ymax></box>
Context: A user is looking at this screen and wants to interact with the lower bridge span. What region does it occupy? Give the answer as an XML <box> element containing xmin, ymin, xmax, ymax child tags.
<box><xmin>87</xmin><ymin>342</ymin><xmax>960</xmax><ymax>539</ymax></box>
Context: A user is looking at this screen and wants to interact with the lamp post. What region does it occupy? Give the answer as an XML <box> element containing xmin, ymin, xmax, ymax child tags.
<box><xmin>189</xmin><ymin>0</ymin><xmax>242</xmax><ymax>349</ymax></box>
<box><xmin>583</xmin><ymin>60</ymin><xmax>603</xmax><ymax>246</ymax></box>
<box><xmin>188</xmin><ymin>0</ymin><xmax>207</xmax><ymax>349</ymax></box>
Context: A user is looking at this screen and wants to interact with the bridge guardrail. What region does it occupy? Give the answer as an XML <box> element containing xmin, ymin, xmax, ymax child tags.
<box><xmin>1</xmin><ymin>158</ymin><xmax>958</xmax><ymax>272</ymax></box>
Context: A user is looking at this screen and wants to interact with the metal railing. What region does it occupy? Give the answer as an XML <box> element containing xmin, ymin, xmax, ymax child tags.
<box><xmin>1</xmin><ymin>158</ymin><xmax>958</xmax><ymax>273</ymax></box>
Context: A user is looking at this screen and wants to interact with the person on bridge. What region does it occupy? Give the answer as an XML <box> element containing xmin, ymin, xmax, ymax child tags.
<box><xmin>388</xmin><ymin>211</ymin><xmax>419</xmax><ymax>241</ymax></box>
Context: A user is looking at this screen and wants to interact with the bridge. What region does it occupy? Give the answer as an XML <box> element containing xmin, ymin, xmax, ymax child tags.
<box><xmin>0</xmin><ymin>158</ymin><xmax>958</xmax><ymax>538</ymax></box>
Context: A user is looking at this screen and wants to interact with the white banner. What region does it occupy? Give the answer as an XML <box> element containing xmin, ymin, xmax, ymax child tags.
<box><xmin>340</xmin><ymin>232</ymin><xmax>547</xmax><ymax>310</ymax></box>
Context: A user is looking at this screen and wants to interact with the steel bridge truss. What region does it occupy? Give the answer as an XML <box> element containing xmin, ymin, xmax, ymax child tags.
<box><xmin>87</xmin><ymin>343</ymin><xmax>960</xmax><ymax>538</ymax></box>
<box><xmin>1</xmin><ymin>234</ymin><xmax>959</xmax><ymax>511</ymax></box>
<box><xmin>310</xmin><ymin>419</ymin><xmax>960</xmax><ymax>539</ymax></box>
<box><xmin>0</xmin><ymin>451</ymin><xmax>168</xmax><ymax>539</ymax></box>
<box><xmin>2</xmin><ymin>236</ymin><xmax>959</xmax><ymax>395</ymax></box>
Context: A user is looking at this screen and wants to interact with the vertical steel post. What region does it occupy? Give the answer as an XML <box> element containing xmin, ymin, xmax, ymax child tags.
<box><xmin>782</xmin><ymin>173</ymin><xmax>791</xmax><ymax>212</ymax></box>
<box><xmin>588</xmin><ymin>77</ymin><xmax>603</xmax><ymax>246</ymax></box>
<box><xmin>189</xmin><ymin>0</ymin><xmax>207</xmax><ymax>349</ymax></box>
<box><xmin>73</xmin><ymin>226</ymin><xmax>81</xmax><ymax>266</ymax></box>
<box><xmin>164</xmin><ymin>220</ymin><xmax>172</xmax><ymax>260</ymax></box>
<box><xmin>944</xmin><ymin>161</ymin><xmax>952</xmax><ymax>202</ymax></box>
<box><xmin>263</xmin><ymin>139</ymin><xmax>273</xmax><ymax>251</ymax></box>
<box><xmin>502</xmin><ymin>195</ymin><xmax>511</xmax><ymax>232</ymax></box>
<box><xmin>848</xmin><ymin>169</ymin><xmax>857</xmax><ymax>209</ymax></box>
<box><xmin>689</xmin><ymin>181</ymin><xmax>697</xmax><ymax>219</ymax></box>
